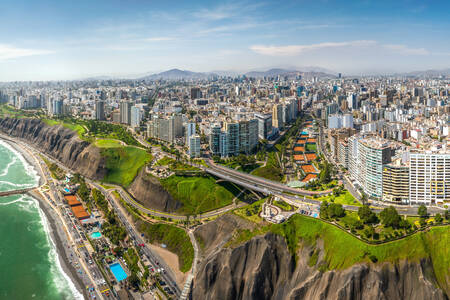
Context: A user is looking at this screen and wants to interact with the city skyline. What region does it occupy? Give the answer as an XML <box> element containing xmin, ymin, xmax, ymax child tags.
<box><xmin>1</xmin><ymin>0</ymin><xmax>450</xmax><ymax>81</ymax></box>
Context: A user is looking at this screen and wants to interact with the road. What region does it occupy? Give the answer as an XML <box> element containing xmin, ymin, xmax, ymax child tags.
<box><xmin>91</xmin><ymin>182</ymin><xmax>182</xmax><ymax>298</ymax></box>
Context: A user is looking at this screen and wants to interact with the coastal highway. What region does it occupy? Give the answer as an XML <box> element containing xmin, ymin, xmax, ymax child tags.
<box><xmin>91</xmin><ymin>182</ymin><xmax>182</xmax><ymax>298</ymax></box>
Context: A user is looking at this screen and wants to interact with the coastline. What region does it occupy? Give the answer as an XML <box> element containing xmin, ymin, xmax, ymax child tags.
<box><xmin>0</xmin><ymin>135</ymin><xmax>87</xmax><ymax>299</ymax></box>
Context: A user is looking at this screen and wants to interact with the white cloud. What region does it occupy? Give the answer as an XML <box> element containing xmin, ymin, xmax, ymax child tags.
<box><xmin>250</xmin><ymin>40</ymin><xmax>376</xmax><ymax>56</ymax></box>
<box><xmin>382</xmin><ymin>44</ymin><xmax>429</xmax><ymax>55</ymax></box>
<box><xmin>0</xmin><ymin>44</ymin><xmax>54</xmax><ymax>61</ymax></box>
<box><xmin>141</xmin><ymin>37</ymin><xmax>175</xmax><ymax>42</ymax></box>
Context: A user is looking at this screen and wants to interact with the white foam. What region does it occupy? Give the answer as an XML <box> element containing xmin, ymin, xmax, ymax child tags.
<box><xmin>0</xmin><ymin>195</ymin><xmax>33</xmax><ymax>206</ymax></box>
<box><xmin>31</xmin><ymin>196</ymin><xmax>84</xmax><ymax>300</ymax></box>
<box><xmin>0</xmin><ymin>152</ymin><xmax>17</xmax><ymax>177</ymax></box>
<box><xmin>0</xmin><ymin>139</ymin><xmax>40</xmax><ymax>187</ymax></box>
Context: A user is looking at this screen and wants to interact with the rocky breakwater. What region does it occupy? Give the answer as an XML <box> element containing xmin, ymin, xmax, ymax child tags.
<box><xmin>192</xmin><ymin>233</ymin><xmax>448</xmax><ymax>300</ymax></box>
<box><xmin>128</xmin><ymin>168</ymin><xmax>181</xmax><ymax>212</ymax></box>
<box><xmin>0</xmin><ymin>118</ymin><xmax>107</xmax><ymax>180</ymax></box>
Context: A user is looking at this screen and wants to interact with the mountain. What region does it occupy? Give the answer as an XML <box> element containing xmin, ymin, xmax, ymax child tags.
<box><xmin>401</xmin><ymin>68</ymin><xmax>450</xmax><ymax>78</ymax></box>
<box><xmin>139</xmin><ymin>69</ymin><xmax>217</xmax><ymax>80</ymax></box>
<box><xmin>245</xmin><ymin>68</ymin><xmax>335</xmax><ymax>79</ymax></box>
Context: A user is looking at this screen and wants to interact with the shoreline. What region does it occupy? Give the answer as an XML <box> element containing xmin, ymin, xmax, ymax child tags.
<box><xmin>0</xmin><ymin>135</ymin><xmax>87</xmax><ymax>299</ymax></box>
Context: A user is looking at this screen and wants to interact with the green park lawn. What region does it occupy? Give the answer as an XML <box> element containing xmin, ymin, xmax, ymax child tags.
<box><xmin>41</xmin><ymin>118</ymin><xmax>87</xmax><ymax>139</ymax></box>
<box><xmin>305</xmin><ymin>143</ymin><xmax>317</xmax><ymax>152</ymax></box>
<box><xmin>160</xmin><ymin>175</ymin><xmax>240</xmax><ymax>215</ymax></box>
<box><xmin>95</xmin><ymin>139</ymin><xmax>124</xmax><ymax>148</ymax></box>
<box><xmin>101</xmin><ymin>146</ymin><xmax>152</xmax><ymax>187</ymax></box>
<box><xmin>315</xmin><ymin>190</ymin><xmax>361</xmax><ymax>206</ymax></box>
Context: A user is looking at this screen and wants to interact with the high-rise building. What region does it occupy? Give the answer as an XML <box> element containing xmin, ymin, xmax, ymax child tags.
<box><xmin>130</xmin><ymin>106</ymin><xmax>141</xmax><ymax>128</ymax></box>
<box><xmin>239</xmin><ymin>119</ymin><xmax>258</xmax><ymax>154</ymax></box>
<box><xmin>255</xmin><ymin>113</ymin><xmax>272</xmax><ymax>140</ymax></box>
<box><xmin>95</xmin><ymin>100</ymin><xmax>105</xmax><ymax>120</ymax></box>
<box><xmin>342</xmin><ymin>113</ymin><xmax>353</xmax><ymax>128</ymax></box>
<box><xmin>356</xmin><ymin>137</ymin><xmax>393</xmax><ymax>199</ymax></box>
<box><xmin>347</xmin><ymin>93</ymin><xmax>359</xmax><ymax>110</ymax></box>
<box><xmin>272</xmin><ymin>104</ymin><xmax>283</xmax><ymax>129</ymax></box>
<box><xmin>225</xmin><ymin>122</ymin><xmax>239</xmax><ymax>156</ymax></box>
<box><xmin>120</xmin><ymin>100</ymin><xmax>131</xmax><ymax>125</ymax></box>
<box><xmin>191</xmin><ymin>88</ymin><xmax>202</xmax><ymax>100</ymax></box>
<box><xmin>188</xmin><ymin>134</ymin><xmax>201</xmax><ymax>158</ymax></box>
<box><xmin>186</xmin><ymin>122</ymin><xmax>196</xmax><ymax>145</ymax></box>
<box><xmin>52</xmin><ymin>99</ymin><xmax>63</xmax><ymax>116</ymax></box>
<box><xmin>382</xmin><ymin>160</ymin><xmax>409</xmax><ymax>203</ymax></box>
<box><xmin>209</xmin><ymin>124</ymin><xmax>221</xmax><ymax>156</ymax></box>
<box><xmin>409</xmin><ymin>153</ymin><xmax>450</xmax><ymax>205</ymax></box>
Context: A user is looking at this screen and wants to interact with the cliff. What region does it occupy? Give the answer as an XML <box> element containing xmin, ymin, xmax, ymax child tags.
<box><xmin>128</xmin><ymin>168</ymin><xmax>181</xmax><ymax>212</ymax></box>
<box><xmin>0</xmin><ymin>118</ymin><xmax>107</xmax><ymax>180</ymax></box>
<box><xmin>192</xmin><ymin>233</ymin><xmax>448</xmax><ymax>300</ymax></box>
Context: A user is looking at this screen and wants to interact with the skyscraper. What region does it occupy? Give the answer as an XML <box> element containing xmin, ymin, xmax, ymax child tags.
<box><xmin>255</xmin><ymin>113</ymin><xmax>272</xmax><ymax>140</ymax></box>
<box><xmin>186</xmin><ymin>122</ymin><xmax>196</xmax><ymax>145</ymax></box>
<box><xmin>272</xmin><ymin>104</ymin><xmax>283</xmax><ymax>129</ymax></box>
<box><xmin>120</xmin><ymin>100</ymin><xmax>131</xmax><ymax>125</ymax></box>
<box><xmin>130</xmin><ymin>106</ymin><xmax>141</xmax><ymax>128</ymax></box>
<box><xmin>95</xmin><ymin>100</ymin><xmax>105</xmax><ymax>120</ymax></box>
<box><xmin>225</xmin><ymin>122</ymin><xmax>239</xmax><ymax>156</ymax></box>
<box><xmin>188</xmin><ymin>134</ymin><xmax>201</xmax><ymax>158</ymax></box>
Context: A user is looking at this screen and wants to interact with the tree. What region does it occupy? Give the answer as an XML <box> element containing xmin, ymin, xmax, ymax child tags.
<box><xmin>417</xmin><ymin>205</ymin><xmax>428</xmax><ymax>218</ymax></box>
<box><xmin>434</xmin><ymin>213</ymin><xmax>443</xmax><ymax>223</ymax></box>
<box><xmin>320</xmin><ymin>201</ymin><xmax>329</xmax><ymax>219</ymax></box>
<box><xmin>379</xmin><ymin>206</ymin><xmax>401</xmax><ymax>229</ymax></box>
<box><xmin>327</xmin><ymin>203</ymin><xmax>345</xmax><ymax>219</ymax></box>
<box><xmin>319</xmin><ymin>161</ymin><xmax>331</xmax><ymax>184</ymax></box>
<box><xmin>444</xmin><ymin>210</ymin><xmax>449</xmax><ymax>220</ymax></box>
<box><xmin>363</xmin><ymin>225</ymin><xmax>375</xmax><ymax>238</ymax></box>
<box><xmin>128</xmin><ymin>273</ymin><xmax>140</xmax><ymax>289</ymax></box>
<box><xmin>358</xmin><ymin>205</ymin><xmax>378</xmax><ymax>224</ymax></box>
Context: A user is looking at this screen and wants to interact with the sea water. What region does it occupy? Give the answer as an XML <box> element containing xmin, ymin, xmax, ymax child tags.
<box><xmin>0</xmin><ymin>140</ymin><xmax>83</xmax><ymax>299</ymax></box>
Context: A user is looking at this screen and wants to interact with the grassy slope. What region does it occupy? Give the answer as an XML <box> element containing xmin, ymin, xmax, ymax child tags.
<box><xmin>270</xmin><ymin>215</ymin><xmax>449</xmax><ymax>289</ymax></box>
<box><xmin>102</xmin><ymin>146</ymin><xmax>152</xmax><ymax>187</ymax></box>
<box><xmin>230</xmin><ymin>213</ymin><xmax>449</xmax><ymax>291</ymax></box>
<box><xmin>251</xmin><ymin>152</ymin><xmax>283</xmax><ymax>182</ymax></box>
<box><xmin>160</xmin><ymin>175</ymin><xmax>239</xmax><ymax>215</ymax></box>
<box><xmin>138</xmin><ymin>222</ymin><xmax>194</xmax><ymax>273</ymax></box>
<box><xmin>41</xmin><ymin>118</ymin><xmax>87</xmax><ymax>139</ymax></box>
<box><xmin>315</xmin><ymin>190</ymin><xmax>361</xmax><ymax>206</ymax></box>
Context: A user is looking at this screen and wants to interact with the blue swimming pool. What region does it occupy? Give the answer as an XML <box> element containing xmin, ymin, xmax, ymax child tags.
<box><xmin>91</xmin><ymin>231</ymin><xmax>102</xmax><ymax>239</ymax></box>
<box><xmin>64</xmin><ymin>188</ymin><xmax>70</xmax><ymax>193</ymax></box>
<box><xmin>109</xmin><ymin>263</ymin><xmax>127</xmax><ymax>282</ymax></box>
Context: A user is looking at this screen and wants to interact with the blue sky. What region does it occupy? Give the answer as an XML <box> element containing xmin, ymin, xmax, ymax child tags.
<box><xmin>1</xmin><ymin>0</ymin><xmax>449</xmax><ymax>80</ymax></box>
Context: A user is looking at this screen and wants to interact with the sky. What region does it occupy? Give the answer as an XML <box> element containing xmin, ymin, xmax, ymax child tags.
<box><xmin>0</xmin><ymin>0</ymin><xmax>449</xmax><ymax>81</ymax></box>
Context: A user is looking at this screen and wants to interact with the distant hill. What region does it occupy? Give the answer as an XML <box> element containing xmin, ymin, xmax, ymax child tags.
<box><xmin>244</xmin><ymin>68</ymin><xmax>335</xmax><ymax>79</ymax></box>
<box><xmin>140</xmin><ymin>69</ymin><xmax>217</xmax><ymax>80</ymax></box>
<box><xmin>401</xmin><ymin>68</ymin><xmax>450</xmax><ymax>78</ymax></box>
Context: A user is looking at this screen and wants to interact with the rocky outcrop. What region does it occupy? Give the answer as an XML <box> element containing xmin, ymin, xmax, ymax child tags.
<box><xmin>192</xmin><ymin>233</ymin><xmax>448</xmax><ymax>300</ymax></box>
<box><xmin>0</xmin><ymin>118</ymin><xmax>107</xmax><ymax>180</ymax></box>
<box><xmin>128</xmin><ymin>168</ymin><xmax>181</xmax><ymax>212</ymax></box>
<box><xmin>195</xmin><ymin>214</ymin><xmax>255</xmax><ymax>258</ymax></box>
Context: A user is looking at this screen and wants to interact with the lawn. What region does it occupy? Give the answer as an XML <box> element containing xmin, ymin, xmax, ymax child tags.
<box><xmin>273</xmin><ymin>200</ymin><xmax>293</xmax><ymax>211</ymax></box>
<box><xmin>315</xmin><ymin>190</ymin><xmax>361</xmax><ymax>206</ymax></box>
<box><xmin>160</xmin><ymin>175</ymin><xmax>239</xmax><ymax>215</ymax></box>
<box><xmin>251</xmin><ymin>152</ymin><xmax>283</xmax><ymax>182</ymax></box>
<box><xmin>305</xmin><ymin>143</ymin><xmax>317</xmax><ymax>152</ymax></box>
<box><xmin>95</xmin><ymin>139</ymin><xmax>123</xmax><ymax>148</ymax></box>
<box><xmin>233</xmin><ymin>199</ymin><xmax>265</xmax><ymax>223</ymax></box>
<box><xmin>138</xmin><ymin>222</ymin><xmax>194</xmax><ymax>273</ymax></box>
<box><xmin>101</xmin><ymin>146</ymin><xmax>152</xmax><ymax>187</ymax></box>
<box><xmin>155</xmin><ymin>157</ymin><xmax>199</xmax><ymax>171</ymax></box>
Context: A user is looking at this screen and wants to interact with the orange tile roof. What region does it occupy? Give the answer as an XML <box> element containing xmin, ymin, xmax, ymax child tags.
<box><xmin>293</xmin><ymin>154</ymin><xmax>305</xmax><ymax>161</ymax></box>
<box><xmin>301</xmin><ymin>164</ymin><xmax>317</xmax><ymax>173</ymax></box>
<box><xmin>307</xmin><ymin>138</ymin><xmax>316</xmax><ymax>143</ymax></box>
<box><xmin>294</xmin><ymin>146</ymin><xmax>305</xmax><ymax>152</ymax></box>
<box><xmin>302</xmin><ymin>174</ymin><xmax>318</xmax><ymax>182</ymax></box>
<box><xmin>65</xmin><ymin>195</ymin><xmax>81</xmax><ymax>207</ymax></box>
<box><xmin>72</xmin><ymin>205</ymin><xmax>90</xmax><ymax>220</ymax></box>
<box><xmin>305</xmin><ymin>153</ymin><xmax>317</xmax><ymax>161</ymax></box>
<box><xmin>296</xmin><ymin>140</ymin><xmax>306</xmax><ymax>145</ymax></box>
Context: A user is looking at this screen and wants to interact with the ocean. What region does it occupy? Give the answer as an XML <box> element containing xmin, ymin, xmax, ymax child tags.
<box><xmin>0</xmin><ymin>140</ymin><xmax>82</xmax><ymax>300</ymax></box>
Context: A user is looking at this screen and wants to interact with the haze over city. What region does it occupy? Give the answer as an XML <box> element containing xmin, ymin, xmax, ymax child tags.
<box><xmin>1</xmin><ymin>0</ymin><xmax>450</xmax><ymax>81</ymax></box>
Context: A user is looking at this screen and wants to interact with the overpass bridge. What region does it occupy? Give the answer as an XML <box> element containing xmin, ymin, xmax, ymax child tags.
<box><xmin>0</xmin><ymin>187</ymin><xmax>36</xmax><ymax>197</ymax></box>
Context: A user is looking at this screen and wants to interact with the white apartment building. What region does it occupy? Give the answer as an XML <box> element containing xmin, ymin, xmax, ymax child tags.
<box><xmin>409</xmin><ymin>153</ymin><xmax>450</xmax><ymax>205</ymax></box>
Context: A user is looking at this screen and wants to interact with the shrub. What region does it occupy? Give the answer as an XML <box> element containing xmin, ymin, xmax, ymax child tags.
<box><xmin>369</xmin><ymin>255</ymin><xmax>378</xmax><ymax>263</ymax></box>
